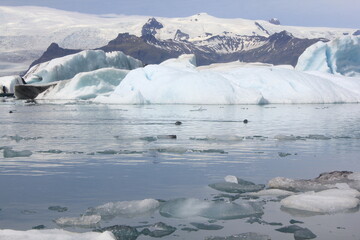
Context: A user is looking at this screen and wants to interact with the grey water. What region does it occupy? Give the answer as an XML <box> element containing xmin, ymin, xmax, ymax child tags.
<box><xmin>0</xmin><ymin>101</ymin><xmax>360</xmax><ymax>239</ymax></box>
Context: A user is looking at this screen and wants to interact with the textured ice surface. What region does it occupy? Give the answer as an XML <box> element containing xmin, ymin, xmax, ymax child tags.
<box><xmin>24</xmin><ymin>50</ymin><xmax>142</xmax><ymax>84</ymax></box>
<box><xmin>0</xmin><ymin>75</ymin><xmax>24</xmax><ymax>93</ymax></box>
<box><xmin>140</xmin><ymin>222</ymin><xmax>177</xmax><ymax>238</ymax></box>
<box><xmin>86</xmin><ymin>199</ymin><xmax>160</xmax><ymax>218</ymax></box>
<box><xmin>296</xmin><ymin>36</ymin><xmax>360</xmax><ymax>77</ymax></box>
<box><xmin>268</xmin><ymin>171</ymin><xmax>354</xmax><ymax>192</ymax></box>
<box><xmin>54</xmin><ymin>215</ymin><xmax>101</xmax><ymax>227</ymax></box>
<box><xmin>159</xmin><ymin>198</ymin><xmax>263</xmax><ymax>220</ymax></box>
<box><xmin>96</xmin><ymin>54</ymin><xmax>360</xmax><ymax>104</ymax></box>
<box><xmin>244</xmin><ymin>189</ymin><xmax>294</xmax><ymax>197</ymax></box>
<box><xmin>95</xmin><ymin>225</ymin><xmax>140</xmax><ymax>240</ymax></box>
<box><xmin>205</xmin><ymin>232</ymin><xmax>271</xmax><ymax>240</ymax></box>
<box><xmin>37</xmin><ymin>68</ymin><xmax>129</xmax><ymax>100</ymax></box>
<box><xmin>280</xmin><ymin>188</ymin><xmax>360</xmax><ymax>213</ymax></box>
<box><xmin>0</xmin><ymin>229</ymin><xmax>115</xmax><ymax>240</ymax></box>
<box><xmin>276</xmin><ymin>225</ymin><xmax>316</xmax><ymax>240</ymax></box>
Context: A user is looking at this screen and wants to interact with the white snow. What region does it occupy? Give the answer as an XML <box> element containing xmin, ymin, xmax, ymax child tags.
<box><xmin>296</xmin><ymin>36</ymin><xmax>360</xmax><ymax>77</ymax></box>
<box><xmin>0</xmin><ymin>75</ymin><xmax>24</xmax><ymax>93</ymax></box>
<box><xmin>280</xmin><ymin>188</ymin><xmax>360</xmax><ymax>213</ymax></box>
<box><xmin>24</xmin><ymin>50</ymin><xmax>142</xmax><ymax>84</ymax></box>
<box><xmin>87</xmin><ymin>199</ymin><xmax>160</xmax><ymax>218</ymax></box>
<box><xmin>95</xmin><ymin>54</ymin><xmax>360</xmax><ymax>104</ymax></box>
<box><xmin>36</xmin><ymin>68</ymin><xmax>129</xmax><ymax>100</ymax></box>
<box><xmin>0</xmin><ymin>229</ymin><xmax>115</xmax><ymax>240</ymax></box>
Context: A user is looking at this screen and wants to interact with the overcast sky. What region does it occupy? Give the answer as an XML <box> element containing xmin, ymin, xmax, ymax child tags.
<box><xmin>1</xmin><ymin>0</ymin><xmax>359</xmax><ymax>28</ymax></box>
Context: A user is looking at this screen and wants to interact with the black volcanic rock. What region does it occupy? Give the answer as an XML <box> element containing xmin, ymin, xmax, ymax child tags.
<box><xmin>269</xmin><ymin>18</ymin><xmax>281</xmax><ymax>25</ymax></box>
<box><xmin>353</xmin><ymin>30</ymin><xmax>360</xmax><ymax>36</ymax></box>
<box><xmin>28</xmin><ymin>43</ymin><xmax>81</xmax><ymax>69</ymax></box>
<box><xmin>174</xmin><ymin>29</ymin><xmax>190</xmax><ymax>41</ymax></box>
<box><xmin>141</xmin><ymin>18</ymin><xmax>164</xmax><ymax>36</ymax></box>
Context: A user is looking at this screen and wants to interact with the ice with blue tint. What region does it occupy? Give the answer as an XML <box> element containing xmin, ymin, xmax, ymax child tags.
<box><xmin>296</xmin><ymin>36</ymin><xmax>360</xmax><ymax>77</ymax></box>
<box><xmin>24</xmin><ymin>50</ymin><xmax>142</xmax><ymax>84</ymax></box>
<box><xmin>96</xmin><ymin>54</ymin><xmax>360</xmax><ymax>104</ymax></box>
<box><xmin>37</xmin><ymin>68</ymin><xmax>129</xmax><ymax>100</ymax></box>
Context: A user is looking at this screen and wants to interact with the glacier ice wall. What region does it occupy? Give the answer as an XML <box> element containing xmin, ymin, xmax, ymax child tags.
<box><xmin>296</xmin><ymin>36</ymin><xmax>360</xmax><ymax>77</ymax></box>
<box><xmin>24</xmin><ymin>50</ymin><xmax>143</xmax><ymax>84</ymax></box>
<box><xmin>95</xmin><ymin>54</ymin><xmax>360</xmax><ymax>104</ymax></box>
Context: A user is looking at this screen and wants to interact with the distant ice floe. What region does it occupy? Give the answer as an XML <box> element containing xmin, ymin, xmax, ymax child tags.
<box><xmin>24</xmin><ymin>50</ymin><xmax>142</xmax><ymax>84</ymax></box>
<box><xmin>296</xmin><ymin>36</ymin><xmax>360</xmax><ymax>77</ymax></box>
<box><xmin>0</xmin><ymin>229</ymin><xmax>115</xmax><ymax>240</ymax></box>
<box><xmin>96</xmin><ymin>54</ymin><xmax>360</xmax><ymax>104</ymax></box>
<box><xmin>54</xmin><ymin>215</ymin><xmax>101</xmax><ymax>228</ymax></box>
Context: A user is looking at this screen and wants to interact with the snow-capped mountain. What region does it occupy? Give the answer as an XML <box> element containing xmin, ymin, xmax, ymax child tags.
<box><xmin>0</xmin><ymin>6</ymin><xmax>358</xmax><ymax>76</ymax></box>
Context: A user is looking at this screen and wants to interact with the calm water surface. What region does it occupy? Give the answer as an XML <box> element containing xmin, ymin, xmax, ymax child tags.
<box><xmin>0</xmin><ymin>101</ymin><xmax>360</xmax><ymax>239</ymax></box>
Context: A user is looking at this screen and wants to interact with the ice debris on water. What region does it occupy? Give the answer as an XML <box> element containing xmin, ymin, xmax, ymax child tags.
<box><xmin>190</xmin><ymin>222</ymin><xmax>224</xmax><ymax>230</ymax></box>
<box><xmin>54</xmin><ymin>215</ymin><xmax>101</xmax><ymax>227</ymax></box>
<box><xmin>209</xmin><ymin>176</ymin><xmax>265</xmax><ymax>193</ymax></box>
<box><xmin>48</xmin><ymin>206</ymin><xmax>68</xmax><ymax>212</ymax></box>
<box><xmin>3</xmin><ymin>148</ymin><xmax>32</xmax><ymax>158</ymax></box>
<box><xmin>242</xmin><ymin>189</ymin><xmax>294</xmax><ymax>198</ymax></box>
<box><xmin>159</xmin><ymin>198</ymin><xmax>263</xmax><ymax>220</ymax></box>
<box><xmin>205</xmin><ymin>232</ymin><xmax>271</xmax><ymax>240</ymax></box>
<box><xmin>86</xmin><ymin>199</ymin><xmax>160</xmax><ymax>218</ymax></box>
<box><xmin>95</xmin><ymin>225</ymin><xmax>140</xmax><ymax>240</ymax></box>
<box><xmin>140</xmin><ymin>222</ymin><xmax>177</xmax><ymax>238</ymax></box>
<box><xmin>280</xmin><ymin>188</ymin><xmax>360</xmax><ymax>213</ymax></box>
<box><xmin>276</xmin><ymin>225</ymin><xmax>316</xmax><ymax>240</ymax></box>
<box><xmin>268</xmin><ymin>171</ymin><xmax>354</xmax><ymax>192</ymax></box>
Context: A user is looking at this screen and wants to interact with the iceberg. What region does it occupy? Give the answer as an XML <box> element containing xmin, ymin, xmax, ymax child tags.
<box><xmin>24</xmin><ymin>50</ymin><xmax>142</xmax><ymax>84</ymax></box>
<box><xmin>296</xmin><ymin>36</ymin><xmax>360</xmax><ymax>77</ymax></box>
<box><xmin>36</xmin><ymin>68</ymin><xmax>129</xmax><ymax>100</ymax></box>
<box><xmin>0</xmin><ymin>229</ymin><xmax>115</xmax><ymax>240</ymax></box>
<box><xmin>96</xmin><ymin>54</ymin><xmax>360</xmax><ymax>104</ymax></box>
<box><xmin>0</xmin><ymin>75</ymin><xmax>24</xmax><ymax>94</ymax></box>
<box><xmin>54</xmin><ymin>215</ymin><xmax>101</xmax><ymax>227</ymax></box>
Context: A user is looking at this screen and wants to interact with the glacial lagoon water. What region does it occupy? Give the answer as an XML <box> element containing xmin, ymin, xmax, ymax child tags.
<box><xmin>0</xmin><ymin>101</ymin><xmax>360</xmax><ymax>239</ymax></box>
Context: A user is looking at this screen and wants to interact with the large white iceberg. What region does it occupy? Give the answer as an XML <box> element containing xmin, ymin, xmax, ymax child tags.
<box><xmin>0</xmin><ymin>75</ymin><xmax>24</xmax><ymax>94</ymax></box>
<box><xmin>96</xmin><ymin>54</ymin><xmax>360</xmax><ymax>104</ymax></box>
<box><xmin>296</xmin><ymin>36</ymin><xmax>360</xmax><ymax>77</ymax></box>
<box><xmin>36</xmin><ymin>68</ymin><xmax>129</xmax><ymax>100</ymax></box>
<box><xmin>0</xmin><ymin>229</ymin><xmax>115</xmax><ymax>240</ymax></box>
<box><xmin>24</xmin><ymin>50</ymin><xmax>142</xmax><ymax>84</ymax></box>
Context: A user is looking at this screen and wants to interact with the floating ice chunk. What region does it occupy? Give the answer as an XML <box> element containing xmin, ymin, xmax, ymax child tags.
<box><xmin>274</xmin><ymin>134</ymin><xmax>305</xmax><ymax>141</ymax></box>
<box><xmin>0</xmin><ymin>229</ymin><xmax>115</xmax><ymax>240</ymax></box>
<box><xmin>86</xmin><ymin>199</ymin><xmax>160</xmax><ymax>218</ymax></box>
<box><xmin>280</xmin><ymin>189</ymin><xmax>360</xmax><ymax>213</ymax></box>
<box><xmin>48</xmin><ymin>206</ymin><xmax>68</xmax><ymax>212</ymax></box>
<box><xmin>268</xmin><ymin>171</ymin><xmax>353</xmax><ymax>192</ymax></box>
<box><xmin>209</xmin><ymin>178</ymin><xmax>265</xmax><ymax>193</ymax></box>
<box><xmin>0</xmin><ymin>75</ymin><xmax>24</xmax><ymax>94</ymax></box>
<box><xmin>190</xmin><ymin>222</ymin><xmax>224</xmax><ymax>230</ymax></box>
<box><xmin>276</xmin><ymin>225</ymin><xmax>316</xmax><ymax>240</ymax></box>
<box><xmin>3</xmin><ymin>149</ymin><xmax>32</xmax><ymax>158</ymax></box>
<box><xmin>24</xmin><ymin>50</ymin><xmax>142</xmax><ymax>84</ymax></box>
<box><xmin>244</xmin><ymin>189</ymin><xmax>294</xmax><ymax>197</ymax></box>
<box><xmin>36</xmin><ymin>68</ymin><xmax>129</xmax><ymax>100</ymax></box>
<box><xmin>205</xmin><ymin>232</ymin><xmax>271</xmax><ymax>240</ymax></box>
<box><xmin>54</xmin><ymin>215</ymin><xmax>101</xmax><ymax>227</ymax></box>
<box><xmin>159</xmin><ymin>198</ymin><xmax>263</xmax><ymax>220</ymax></box>
<box><xmin>140</xmin><ymin>222</ymin><xmax>177</xmax><ymax>238</ymax></box>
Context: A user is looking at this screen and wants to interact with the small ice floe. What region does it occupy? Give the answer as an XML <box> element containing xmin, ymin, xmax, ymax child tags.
<box><xmin>276</xmin><ymin>225</ymin><xmax>316</xmax><ymax>240</ymax></box>
<box><xmin>54</xmin><ymin>215</ymin><xmax>101</xmax><ymax>228</ymax></box>
<box><xmin>243</xmin><ymin>189</ymin><xmax>294</xmax><ymax>197</ymax></box>
<box><xmin>268</xmin><ymin>171</ymin><xmax>354</xmax><ymax>192</ymax></box>
<box><xmin>3</xmin><ymin>148</ymin><xmax>32</xmax><ymax>158</ymax></box>
<box><xmin>140</xmin><ymin>222</ymin><xmax>177</xmax><ymax>238</ymax></box>
<box><xmin>0</xmin><ymin>229</ymin><xmax>115</xmax><ymax>240</ymax></box>
<box><xmin>86</xmin><ymin>199</ymin><xmax>160</xmax><ymax>219</ymax></box>
<box><xmin>190</xmin><ymin>222</ymin><xmax>224</xmax><ymax>230</ymax></box>
<box><xmin>48</xmin><ymin>206</ymin><xmax>68</xmax><ymax>212</ymax></box>
<box><xmin>205</xmin><ymin>232</ymin><xmax>271</xmax><ymax>240</ymax></box>
<box><xmin>159</xmin><ymin>198</ymin><xmax>263</xmax><ymax>220</ymax></box>
<box><xmin>210</xmin><ymin>176</ymin><xmax>265</xmax><ymax>193</ymax></box>
<box><xmin>280</xmin><ymin>188</ymin><xmax>360</xmax><ymax>214</ymax></box>
<box><xmin>274</xmin><ymin>134</ymin><xmax>305</xmax><ymax>141</ymax></box>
